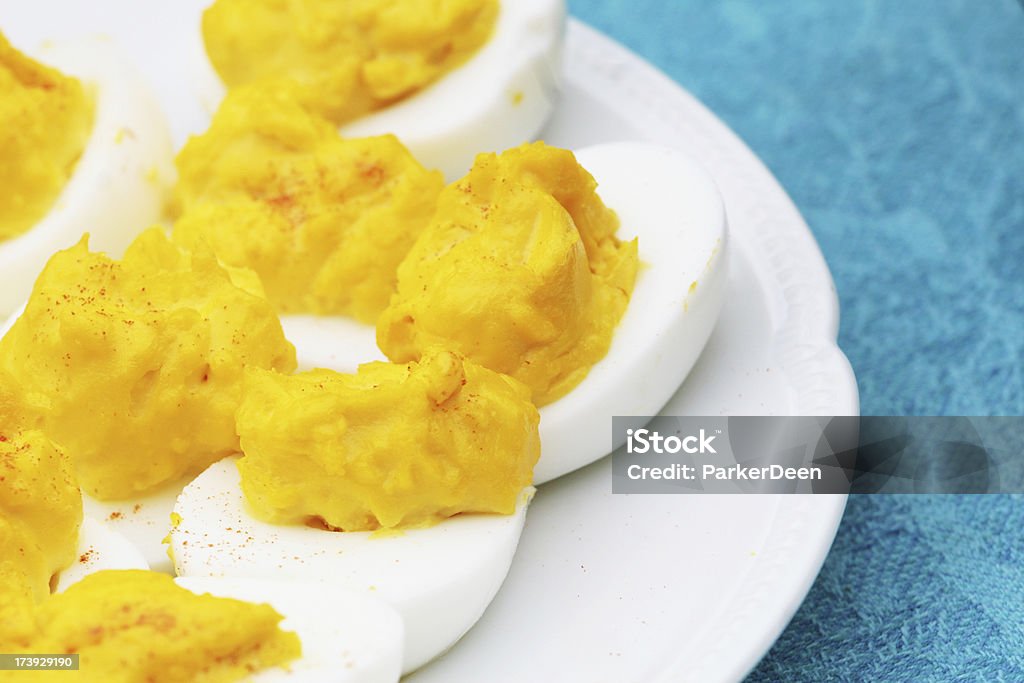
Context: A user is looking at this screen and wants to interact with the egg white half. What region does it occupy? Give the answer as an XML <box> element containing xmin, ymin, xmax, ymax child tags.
<box><xmin>54</xmin><ymin>517</ymin><xmax>149</xmax><ymax>593</ymax></box>
<box><xmin>0</xmin><ymin>36</ymin><xmax>175</xmax><ymax>317</ymax></box>
<box><xmin>533</xmin><ymin>142</ymin><xmax>728</xmax><ymax>482</ymax></box>
<box><xmin>175</xmin><ymin>577</ymin><xmax>404</xmax><ymax>683</ymax></box>
<box><xmin>280</xmin><ymin>315</ymin><xmax>385</xmax><ymax>374</ymax></box>
<box><xmin>279</xmin><ymin>142</ymin><xmax>728</xmax><ymax>484</ymax></box>
<box><xmin>172</xmin><ymin>458</ymin><xmax>534</xmax><ymax>674</ymax></box>
<box><xmin>81</xmin><ymin>476</ymin><xmax>190</xmax><ymax>575</ymax></box>
<box><xmin>189</xmin><ymin>0</ymin><xmax>566</xmax><ymax>180</ymax></box>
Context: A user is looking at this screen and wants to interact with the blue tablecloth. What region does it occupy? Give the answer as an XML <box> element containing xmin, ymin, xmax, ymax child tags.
<box><xmin>570</xmin><ymin>1</ymin><xmax>1024</xmax><ymax>679</ymax></box>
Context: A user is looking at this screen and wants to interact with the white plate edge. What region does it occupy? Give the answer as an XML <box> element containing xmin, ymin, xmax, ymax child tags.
<box><xmin>565</xmin><ymin>20</ymin><xmax>858</xmax><ymax>682</ymax></box>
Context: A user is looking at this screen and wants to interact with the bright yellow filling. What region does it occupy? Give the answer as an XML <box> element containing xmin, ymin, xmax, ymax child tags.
<box><xmin>0</xmin><ymin>388</ymin><xmax>82</xmax><ymax>651</ymax></box>
<box><xmin>173</xmin><ymin>84</ymin><xmax>444</xmax><ymax>323</ymax></box>
<box><xmin>0</xmin><ymin>430</ymin><xmax>82</xmax><ymax>600</ymax></box>
<box><xmin>0</xmin><ymin>229</ymin><xmax>296</xmax><ymax>500</ymax></box>
<box><xmin>0</xmin><ymin>32</ymin><xmax>93</xmax><ymax>241</ymax></box>
<box><xmin>13</xmin><ymin>570</ymin><xmax>300</xmax><ymax>683</ymax></box>
<box><xmin>236</xmin><ymin>348</ymin><xmax>540</xmax><ymax>531</ymax></box>
<box><xmin>202</xmin><ymin>0</ymin><xmax>499</xmax><ymax>125</ymax></box>
<box><xmin>377</xmin><ymin>142</ymin><xmax>639</xmax><ymax>406</ymax></box>
<box><xmin>0</xmin><ymin>519</ymin><xmax>44</xmax><ymax>652</ymax></box>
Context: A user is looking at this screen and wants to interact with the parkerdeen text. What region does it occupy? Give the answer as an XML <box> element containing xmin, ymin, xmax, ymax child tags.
<box><xmin>626</xmin><ymin>463</ymin><xmax>823</xmax><ymax>481</ymax></box>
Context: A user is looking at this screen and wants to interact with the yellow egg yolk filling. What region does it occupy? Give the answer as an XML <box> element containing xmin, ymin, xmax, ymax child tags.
<box><xmin>7</xmin><ymin>570</ymin><xmax>300</xmax><ymax>683</ymax></box>
<box><xmin>0</xmin><ymin>229</ymin><xmax>296</xmax><ymax>501</ymax></box>
<box><xmin>0</xmin><ymin>519</ymin><xmax>44</xmax><ymax>651</ymax></box>
<box><xmin>0</xmin><ymin>32</ymin><xmax>93</xmax><ymax>242</ymax></box>
<box><xmin>173</xmin><ymin>84</ymin><xmax>444</xmax><ymax>323</ymax></box>
<box><xmin>377</xmin><ymin>142</ymin><xmax>639</xmax><ymax>406</ymax></box>
<box><xmin>1</xmin><ymin>387</ymin><xmax>82</xmax><ymax>650</ymax></box>
<box><xmin>236</xmin><ymin>348</ymin><xmax>540</xmax><ymax>531</ymax></box>
<box><xmin>202</xmin><ymin>0</ymin><xmax>499</xmax><ymax>126</ymax></box>
<box><xmin>0</xmin><ymin>474</ymin><xmax>80</xmax><ymax>652</ymax></box>
<box><xmin>0</xmin><ymin>430</ymin><xmax>82</xmax><ymax>600</ymax></box>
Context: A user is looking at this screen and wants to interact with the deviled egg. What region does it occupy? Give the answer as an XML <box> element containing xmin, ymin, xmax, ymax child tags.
<box><xmin>0</xmin><ymin>229</ymin><xmax>296</xmax><ymax>571</ymax></box>
<box><xmin>376</xmin><ymin>141</ymin><xmax>640</xmax><ymax>409</ymax></box>
<box><xmin>172</xmin><ymin>348</ymin><xmax>540</xmax><ymax>673</ymax></box>
<box><xmin>191</xmin><ymin>0</ymin><xmax>566</xmax><ymax>178</ymax></box>
<box><xmin>172</xmin><ymin>84</ymin><xmax>443</xmax><ymax>324</ymax></box>
<box><xmin>173</xmin><ymin>460</ymin><xmax>533</xmax><ymax>675</ymax></box>
<box><xmin>0</xmin><ymin>33</ymin><xmax>174</xmax><ymax>317</ymax></box>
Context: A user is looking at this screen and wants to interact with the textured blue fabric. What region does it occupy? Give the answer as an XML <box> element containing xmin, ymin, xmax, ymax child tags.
<box><xmin>569</xmin><ymin>1</ymin><xmax>1024</xmax><ymax>680</ymax></box>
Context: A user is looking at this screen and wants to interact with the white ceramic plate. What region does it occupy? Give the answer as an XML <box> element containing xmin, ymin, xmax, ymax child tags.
<box><xmin>0</xmin><ymin>6</ymin><xmax>858</xmax><ymax>682</ymax></box>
